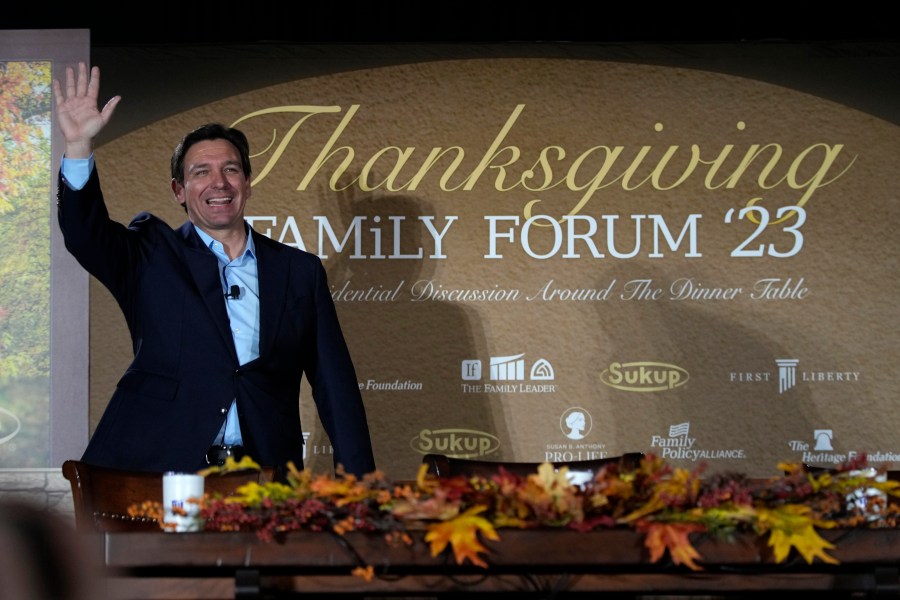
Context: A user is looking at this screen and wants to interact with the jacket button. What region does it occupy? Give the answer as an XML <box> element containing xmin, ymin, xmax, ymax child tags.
<box><xmin>220</xmin><ymin>407</ymin><xmax>227</xmax><ymax>414</ymax></box>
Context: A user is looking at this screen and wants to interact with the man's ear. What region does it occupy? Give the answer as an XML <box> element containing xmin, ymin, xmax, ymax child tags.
<box><xmin>171</xmin><ymin>178</ymin><xmax>185</xmax><ymax>207</ymax></box>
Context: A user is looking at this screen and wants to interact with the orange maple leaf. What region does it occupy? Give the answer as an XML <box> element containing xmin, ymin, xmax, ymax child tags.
<box><xmin>351</xmin><ymin>565</ymin><xmax>375</xmax><ymax>582</ymax></box>
<box><xmin>424</xmin><ymin>505</ymin><xmax>500</xmax><ymax>568</ymax></box>
<box><xmin>639</xmin><ymin>521</ymin><xmax>705</xmax><ymax>571</ymax></box>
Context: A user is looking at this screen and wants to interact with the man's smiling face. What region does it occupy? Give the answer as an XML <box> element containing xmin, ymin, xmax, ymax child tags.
<box><xmin>172</xmin><ymin>139</ymin><xmax>251</xmax><ymax>237</ymax></box>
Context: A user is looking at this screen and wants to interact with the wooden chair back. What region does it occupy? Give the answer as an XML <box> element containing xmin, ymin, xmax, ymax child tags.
<box><xmin>62</xmin><ymin>460</ymin><xmax>274</xmax><ymax>533</ymax></box>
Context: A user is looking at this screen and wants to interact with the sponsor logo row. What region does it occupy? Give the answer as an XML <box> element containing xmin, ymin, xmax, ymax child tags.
<box><xmin>360</xmin><ymin>355</ymin><xmax>860</xmax><ymax>395</ymax></box>
<box><xmin>305</xmin><ymin>415</ymin><xmax>898</xmax><ymax>467</ymax></box>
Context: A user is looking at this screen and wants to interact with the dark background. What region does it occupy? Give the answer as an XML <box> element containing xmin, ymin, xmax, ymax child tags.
<box><xmin>6</xmin><ymin>6</ymin><xmax>899</xmax><ymax>138</ymax></box>
<box><xmin>5</xmin><ymin>4</ymin><xmax>898</xmax><ymax>45</ymax></box>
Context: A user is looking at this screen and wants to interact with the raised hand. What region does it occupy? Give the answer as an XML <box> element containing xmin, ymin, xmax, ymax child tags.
<box><xmin>52</xmin><ymin>62</ymin><xmax>121</xmax><ymax>158</ymax></box>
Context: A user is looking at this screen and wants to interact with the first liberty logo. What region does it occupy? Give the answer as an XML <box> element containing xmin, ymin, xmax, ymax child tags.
<box><xmin>776</xmin><ymin>359</ymin><xmax>799</xmax><ymax>394</ymax></box>
<box><xmin>729</xmin><ymin>358</ymin><xmax>860</xmax><ymax>392</ymax></box>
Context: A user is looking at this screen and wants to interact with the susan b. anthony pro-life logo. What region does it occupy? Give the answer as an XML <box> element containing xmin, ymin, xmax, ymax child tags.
<box><xmin>460</xmin><ymin>353</ymin><xmax>556</xmax><ymax>394</ymax></box>
<box><xmin>544</xmin><ymin>407</ymin><xmax>607</xmax><ymax>463</ymax></box>
<box><xmin>560</xmin><ymin>407</ymin><xmax>591</xmax><ymax>440</ymax></box>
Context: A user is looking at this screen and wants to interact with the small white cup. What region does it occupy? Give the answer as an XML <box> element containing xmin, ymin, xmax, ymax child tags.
<box><xmin>162</xmin><ymin>472</ymin><xmax>205</xmax><ymax>532</ymax></box>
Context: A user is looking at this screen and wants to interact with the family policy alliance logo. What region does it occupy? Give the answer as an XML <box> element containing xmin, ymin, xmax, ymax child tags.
<box><xmin>729</xmin><ymin>358</ymin><xmax>860</xmax><ymax>394</ymax></box>
<box><xmin>460</xmin><ymin>353</ymin><xmax>557</xmax><ymax>393</ymax></box>
<box><xmin>649</xmin><ymin>422</ymin><xmax>746</xmax><ymax>462</ymax></box>
<box><xmin>599</xmin><ymin>362</ymin><xmax>688</xmax><ymax>392</ymax></box>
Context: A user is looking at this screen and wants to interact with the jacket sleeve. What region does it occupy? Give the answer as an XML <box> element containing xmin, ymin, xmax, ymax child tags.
<box><xmin>306</xmin><ymin>258</ymin><xmax>376</xmax><ymax>477</ymax></box>
<box><xmin>57</xmin><ymin>167</ymin><xmax>155</xmax><ymax>321</ymax></box>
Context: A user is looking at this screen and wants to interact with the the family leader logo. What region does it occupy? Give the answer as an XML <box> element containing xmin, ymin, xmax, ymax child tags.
<box><xmin>600</xmin><ymin>362</ymin><xmax>689</xmax><ymax>392</ymax></box>
<box><xmin>560</xmin><ymin>407</ymin><xmax>592</xmax><ymax>440</ymax></box>
<box><xmin>461</xmin><ymin>354</ymin><xmax>554</xmax><ymax>382</ymax></box>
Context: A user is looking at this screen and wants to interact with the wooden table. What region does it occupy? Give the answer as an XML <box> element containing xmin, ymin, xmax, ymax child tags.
<box><xmin>96</xmin><ymin>528</ymin><xmax>900</xmax><ymax>599</ymax></box>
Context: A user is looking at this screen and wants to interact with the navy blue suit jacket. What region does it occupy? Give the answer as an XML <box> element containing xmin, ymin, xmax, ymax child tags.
<box><xmin>58</xmin><ymin>168</ymin><xmax>375</xmax><ymax>476</ymax></box>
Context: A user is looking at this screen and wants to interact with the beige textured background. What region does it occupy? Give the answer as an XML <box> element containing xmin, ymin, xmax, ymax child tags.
<box><xmin>90</xmin><ymin>58</ymin><xmax>898</xmax><ymax>480</ymax></box>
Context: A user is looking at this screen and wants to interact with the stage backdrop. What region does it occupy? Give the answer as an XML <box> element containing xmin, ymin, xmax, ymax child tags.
<box><xmin>84</xmin><ymin>45</ymin><xmax>898</xmax><ymax>480</ymax></box>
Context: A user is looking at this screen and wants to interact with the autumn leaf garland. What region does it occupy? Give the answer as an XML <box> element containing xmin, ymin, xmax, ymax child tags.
<box><xmin>131</xmin><ymin>453</ymin><xmax>900</xmax><ymax>576</ymax></box>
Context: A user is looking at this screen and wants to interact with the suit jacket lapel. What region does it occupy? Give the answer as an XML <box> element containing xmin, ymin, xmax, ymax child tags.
<box><xmin>177</xmin><ymin>221</ymin><xmax>239</xmax><ymax>362</ymax></box>
<box><xmin>253</xmin><ymin>230</ymin><xmax>290</xmax><ymax>360</ymax></box>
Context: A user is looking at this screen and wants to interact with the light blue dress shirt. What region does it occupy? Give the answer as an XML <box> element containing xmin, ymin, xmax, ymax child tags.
<box><xmin>60</xmin><ymin>154</ymin><xmax>92</xmax><ymax>190</ymax></box>
<box><xmin>194</xmin><ymin>226</ymin><xmax>261</xmax><ymax>445</ymax></box>
<box><xmin>61</xmin><ymin>155</ymin><xmax>260</xmax><ymax>446</ymax></box>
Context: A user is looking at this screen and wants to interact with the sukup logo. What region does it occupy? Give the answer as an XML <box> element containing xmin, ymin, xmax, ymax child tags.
<box><xmin>410</xmin><ymin>428</ymin><xmax>500</xmax><ymax>458</ymax></box>
<box><xmin>600</xmin><ymin>362</ymin><xmax>689</xmax><ymax>392</ymax></box>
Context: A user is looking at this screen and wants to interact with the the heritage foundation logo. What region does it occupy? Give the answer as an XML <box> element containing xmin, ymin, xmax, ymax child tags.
<box><xmin>788</xmin><ymin>429</ymin><xmax>851</xmax><ymax>465</ymax></box>
<box><xmin>649</xmin><ymin>422</ymin><xmax>746</xmax><ymax>461</ymax></box>
<box><xmin>410</xmin><ymin>428</ymin><xmax>501</xmax><ymax>458</ymax></box>
<box><xmin>599</xmin><ymin>362</ymin><xmax>688</xmax><ymax>392</ymax></box>
<box><xmin>461</xmin><ymin>354</ymin><xmax>557</xmax><ymax>393</ymax></box>
<box><xmin>358</xmin><ymin>378</ymin><xmax>423</xmax><ymax>392</ymax></box>
<box><xmin>788</xmin><ymin>429</ymin><xmax>900</xmax><ymax>465</ymax></box>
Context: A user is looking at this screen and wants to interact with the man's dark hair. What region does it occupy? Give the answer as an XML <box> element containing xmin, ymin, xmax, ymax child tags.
<box><xmin>170</xmin><ymin>123</ymin><xmax>252</xmax><ymax>185</ymax></box>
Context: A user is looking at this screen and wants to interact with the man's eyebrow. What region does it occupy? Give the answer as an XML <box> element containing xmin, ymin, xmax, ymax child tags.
<box><xmin>187</xmin><ymin>159</ymin><xmax>241</xmax><ymax>172</ymax></box>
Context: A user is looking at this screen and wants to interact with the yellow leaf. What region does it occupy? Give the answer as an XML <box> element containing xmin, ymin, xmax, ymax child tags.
<box><xmin>519</xmin><ymin>463</ymin><xmax>585</xmax><ymax>524</ymax></box>
<box><xmin>226</xmin><ymin>481</ymin><xmax>295</xmax><ymax>505</ymax></box>
<box><xmin>756</xmin><ymin>505</ymin><xmax>839</xmax><ymax>565</ymax></box>
<box><xmin>424</xmin><ymin>505</ymin><xmax>500</xmax><ymax>568</ymax></box>
<box><xmin>530</xmin><ymin>462</ymin><xmax>573</xmax><ymax>491</ymax></box>
<box><xmin>197</xmin><ymin>455</ymin><xmax>261</xmax><ymax>477</ymax></box>
<box><xmin>415</xmin><ymin>463</ymin><xmax>441</xmax><ymax>494</ymax></box>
